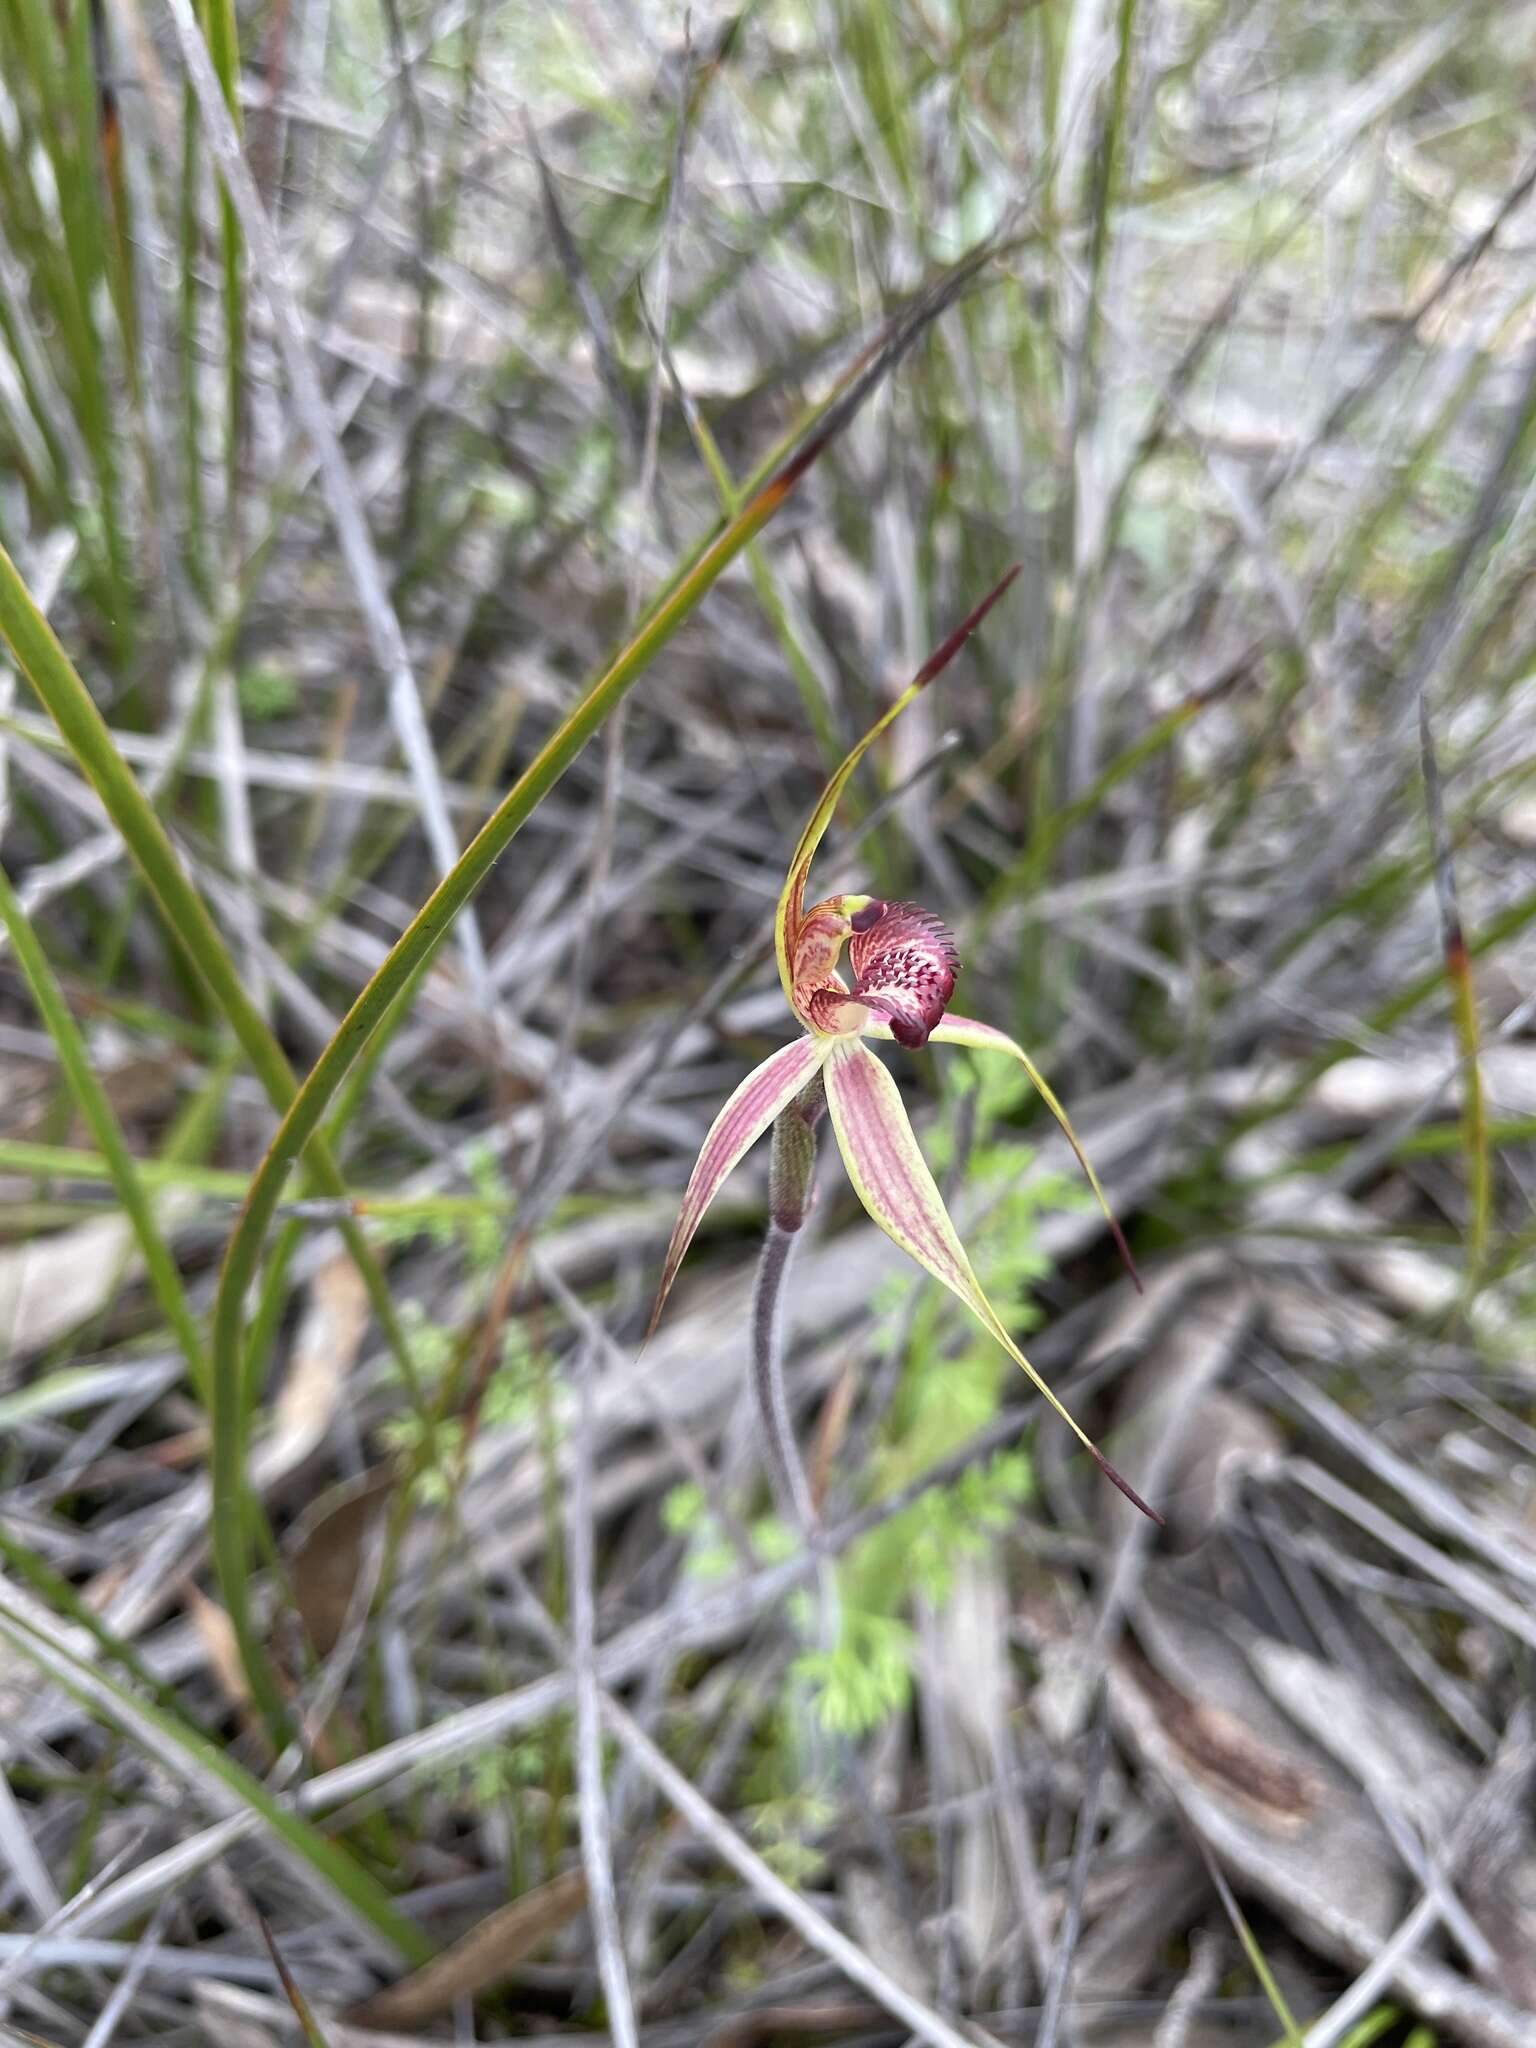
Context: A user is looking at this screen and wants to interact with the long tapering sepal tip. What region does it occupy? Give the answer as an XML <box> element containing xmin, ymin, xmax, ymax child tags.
<box><xmin>1108</xmin><ymin>1218</ymin><xmax>1145</xmax><ymax>1296</ymax></box>
<box><xmin>1088</xmin><ymin>1443</ymin><xmax>1163</xmax><ymax>1525</ymax></box>
<box><xmin>910</xmin><ymin>564</ymin><xmax>1022</xmax><ymax>692</ymax></box>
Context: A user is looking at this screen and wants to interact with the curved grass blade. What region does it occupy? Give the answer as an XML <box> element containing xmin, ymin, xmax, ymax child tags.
<box><xmin>822</xmin><ymin>1039</ymin><xmax>1158</xmax><ymax>1522</ymax></box>
<box><xmin>773</xmin><ymin>566</ymin><xmax>1021</xmax><ymax>1000</ymax></box>
<box><xmin>0</xmin><ymin>1517</ymin><xmax>208</xmax><ymax>1731</ymax></box>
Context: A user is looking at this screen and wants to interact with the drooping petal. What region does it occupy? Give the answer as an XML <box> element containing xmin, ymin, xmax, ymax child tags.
<box><xmin>773</xmin><ymin>567</ymin><xmax>1021</xmax><ymax>1004</ymax></box>
<box><xmin>864</xmin><ymin>1012</ymin><xmax>1143</xmax><ymax>1291</ymax></box>
<box><xmin>847</xmin><ymin>901</ymin><xmax>958</xmax><ymax>1048</ymax></box>
<box><xmin>805</xmin><ymin>983</ymin><xmax>870</xmax><ymax>1036</ymax></box>
<box><xmin>648</xmin><ymin>1034</ymin><xmax>831</xmax><ymax>1337</ymax></box>
<box><xmin>822</xmin><ymin>1038</ymin><xmax>1158</xmax><ymax>1521</ymax></box>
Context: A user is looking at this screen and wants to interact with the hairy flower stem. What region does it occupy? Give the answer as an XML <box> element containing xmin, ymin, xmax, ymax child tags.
<box><xmin>752</xmin><ymin>1074</ymin><xmax>825</xmax><ymax>1533</ymax></box>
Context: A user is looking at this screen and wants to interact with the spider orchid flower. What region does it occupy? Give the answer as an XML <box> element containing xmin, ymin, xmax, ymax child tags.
<box><xmin>650</xmin><ymin>569</ymin><xmax>1158</xmax><ymax>1522</ymax></box>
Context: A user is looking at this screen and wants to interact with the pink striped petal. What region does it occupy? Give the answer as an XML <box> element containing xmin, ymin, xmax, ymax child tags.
<box><xmin>822</xmin><ymin>1039</ymin><xmax>1158</xmax><ymax>1522</ymax></box>
<box><xmin>865</xmin><ymin>1011</ymin><xmax>1142</xmax><ymax>1291</ymax></box>
<box><xmin>648</xmin><ymin>1035</ymin><xmax>831</xmax><ymax>1337</ymax></box>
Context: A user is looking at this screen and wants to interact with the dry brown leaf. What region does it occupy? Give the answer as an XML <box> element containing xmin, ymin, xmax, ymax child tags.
<box><xmin>841</xmin><ymin>1862</ymin><xmax>932</xmax><ymax>2005</ymax></box>
<box><xmin>287</xmin><ymin>1466</ymin><xmax>396</xmax><ymax>1659</ymax></box>
<box><xmin>1112</xmin><ymin>1589</ymin><xmax>1536</xmax><ymax>2048</ymax></box>
<box><xmin>1075</xmin><ymin>1838</ymin><xmax>1207</xmax><ymax>2000</ymax></box>
<box><xmin>1122</xmin><ymin>1645</ymin><xmax>1324</xmax><ymax>1831</ymax></box>
<box><xmin>701</xmin><ymin>2002</ymin><xmax>885</xmax><ymax>2048</ymax></box>
<box><xmin>184</xmin><ymin>1581</ymin><xmax>254</xmax><ymax>1717</ymax></box>
<box><xmin>344</xmin><ymin>1866</ymin><xmax>587</xmax><ymax>2027</ymax></box>
<box><xmin>0</xmin><ymin>1206</ymin><xmax>190</xmax><ymax>1368</ymax></box>
<box><xmin>254</xmin><ymin>1252</ymin><xmax>371</xmax><ymax>1488</ymax></box>
<box><xmin>1154</xmin><ymin>1393</ymin><xmax>1284</xmax><ymax>1553</ymax></box>
<box><xmin>1311</xmin><ymin>1047</ymin><xmax>1536</xmax><ymax>1121</ymax></box>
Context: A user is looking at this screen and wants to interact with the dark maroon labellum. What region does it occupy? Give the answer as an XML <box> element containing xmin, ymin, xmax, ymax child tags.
<box><xmin>847</xmin><ymin>901</ymin><xmax>959</xmax><ymax>1049</ymax></box>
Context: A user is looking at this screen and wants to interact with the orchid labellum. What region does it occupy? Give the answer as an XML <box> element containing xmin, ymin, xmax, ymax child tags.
<box><xmin>650</xmin><ymin>568</ymin><xmax>1158</xmax><ymax>1522</ymax></box>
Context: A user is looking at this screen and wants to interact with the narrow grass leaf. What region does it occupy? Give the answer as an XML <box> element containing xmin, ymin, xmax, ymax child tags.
<box><xmin>259</xmin><ymin>1919</ymin><xmax>335</xmax><ymax>2047</ymax></box>
<box><xmin>0</xmin><ymin>1595</ymin><xmax>434</xmax><ymax>1965</ymax></box>
<box><xmin>1419</xmin><ymin>696</ymin><xmax>1491</xmax><ymax>1291</ymax></box>
<box><xmin>0</xmin><ymin>537</ymin><xmax>413</xmax><ymax>1741</ymax></box>
<box><xmin>0</xmin><ymin>862</ymin><xmax>208</xmax><ymax>1389</ymax></box>
<box><xmin>1198</xmin><ymin>1842</ymin><xmax>1304</xmax><ymax>2048</ymax></box>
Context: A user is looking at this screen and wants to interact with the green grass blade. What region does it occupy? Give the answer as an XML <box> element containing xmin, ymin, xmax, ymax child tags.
<box><xmin>261</xmin><ymin>1919</ymin><xmax>337</xmax><ymax>2046</ymax></box>
<box><xmin>0</xmin><ymin>862</ymin><xmax>208</xmax><ymax>1390</ymax></box>
<box><xmin>669</xmin><ymin>368</ymin><xmax>842</xmax><ymax>767</ymax></box>
<box><xmin>1419</xmin><ymin>698</ymin><xmax>1491</xmax><ymax>1291</ymax></box>
<box><xmin>0</xmin><ymin>544</ymin><xmax>288</xmax><ymax>1106</ymax></box>
<box><xmin>0</xmin><ymin>1593</ymin><xmax>434</xmax><ymax>1966</ymax></box>
<box><xmin>198</xmin><ymin>468</ymin><xmax>808</xmax><ymax>1716</ymax></box>
<box><xmin>0</xmin><ymin>1518</ymin><xmax>210</xmax><ymax>1730</ymax></box>
<box><xmin>178</xmin><ymin>78</ymin><xmax>210</xmax><ymax>596</ymax></box>
<box><xmin>0</xmin><ymin>537</ymin><xmax>416</xmax><ymax>1740</ymax></box>
<box><xmin>0</xmin><ymin>1135</ymin><xmax>528</xmax><ymax>1223</ymax></box>
<box><xmin>1199</xmin><ymin>1845</ymin><xmax>1303</xmax><ymax>2047</ymax></box>
<box><xmin>197</xmin><ymin>0</ymin><xmax>246</xmax><ymax>541</ymax></box>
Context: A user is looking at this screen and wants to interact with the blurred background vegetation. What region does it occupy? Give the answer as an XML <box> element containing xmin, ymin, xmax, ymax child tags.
<box><xmin>1</xmin><ymin>0</ymin><xmax>1536</xmax><ymax>2039</ymax></box>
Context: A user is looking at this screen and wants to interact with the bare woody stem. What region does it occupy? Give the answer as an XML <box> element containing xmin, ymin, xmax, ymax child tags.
<box><xmin>751</xmin><ymin>1072</ymin><xmax>825</xmax><ymax>1531</ymax></box>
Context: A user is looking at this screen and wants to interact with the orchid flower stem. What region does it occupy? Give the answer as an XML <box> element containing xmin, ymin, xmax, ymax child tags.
<box><xmin>754</xmin><ymin>1080</ymin><xmax>843</xmax><ymax>1711</ymax></box>
<box><xmin>752</xmin><ymin>1223</ymin><xmax>816</xmax><ymax>1531</ymax></box>
<box><xmin>752</xmin><ymin>1077</ymin><xmax>825</xmax><ymax>1537</ymax></box>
